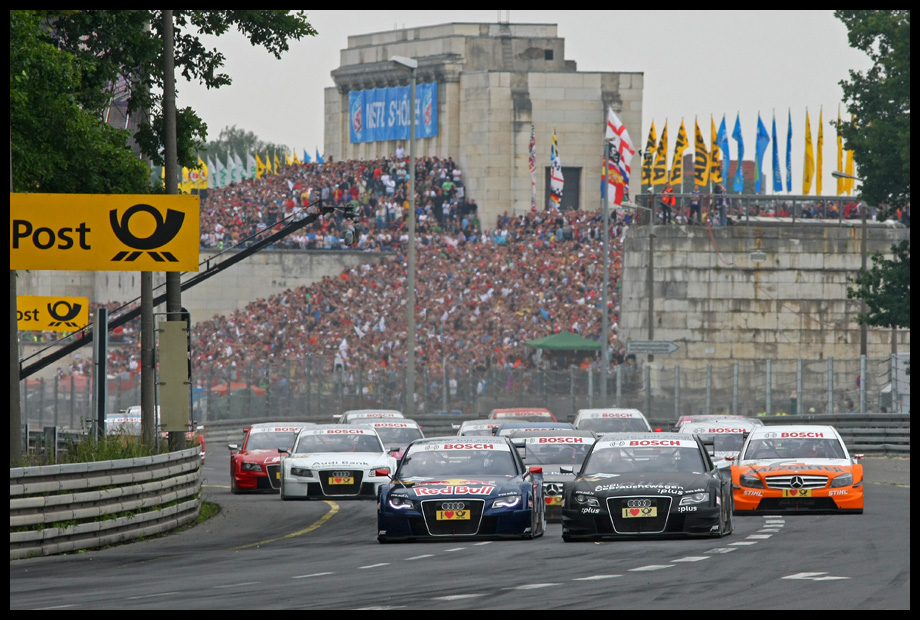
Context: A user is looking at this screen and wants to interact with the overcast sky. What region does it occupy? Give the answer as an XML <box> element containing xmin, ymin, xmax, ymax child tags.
<box><xmin>180</xmin><ymin>10</ymin><xmax>872</xmax><ymax>196</ymax></box>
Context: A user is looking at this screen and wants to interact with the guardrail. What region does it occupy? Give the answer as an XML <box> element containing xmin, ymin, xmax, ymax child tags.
<box><xmin>201</xmin><ymin>413</ymin><xmax>910</xmax><ymax>457</ymax></box>
<box><xmin>9</xmin><ymin>446</ymin><xmax>202</xmax><ymax>560</ymax></box>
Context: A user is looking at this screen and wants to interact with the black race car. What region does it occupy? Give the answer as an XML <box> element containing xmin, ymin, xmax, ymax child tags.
<box><xmin>561</xmin><ymin>433</ymin><xmax>733</xmax><ymax>540</ymax></box>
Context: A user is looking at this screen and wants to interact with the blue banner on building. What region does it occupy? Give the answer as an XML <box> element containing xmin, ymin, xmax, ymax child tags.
<box><xmin>349</xmin><ymin>83</ymin><xmax>438</xmax><ymax>144</ymax></box>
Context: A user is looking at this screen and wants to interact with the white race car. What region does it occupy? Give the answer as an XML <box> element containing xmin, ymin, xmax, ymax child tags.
<box><xmin>279</xmin><ymin>425</ymin><xmax>397</xmax><ymax>500</ymax></box>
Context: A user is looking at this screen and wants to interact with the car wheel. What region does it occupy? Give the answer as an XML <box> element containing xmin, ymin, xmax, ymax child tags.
<box><xmin>230</xmin><ymin>472</ymin><xmax>239</xmax><ymax>495</ymax></box>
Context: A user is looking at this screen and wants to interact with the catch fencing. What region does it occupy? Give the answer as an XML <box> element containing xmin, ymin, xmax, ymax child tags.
<box><xmin>21</xmin><ymin>355</ymin><xmax>908</xmax><ymax>433</ymax></box>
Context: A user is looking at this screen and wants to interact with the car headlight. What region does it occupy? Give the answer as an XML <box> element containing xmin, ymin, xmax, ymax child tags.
<box><xmin>739</xmin><ymin>474</ymin><xmax>765</xmax><ymax>488</ymax></box>
<box><xmin>829</xmin><ymin>472</ymin><xmax>854</xmax><ymax>488</ymax></box>
<box><xmin>679</xmin><ymin>492</ymin><xmax>710</xmax><ymax>506</ymax></box>
<box><xmin>574</xmin><ymin>493</ymin><xmax>600</xmax><ymax>507</ymax></box>
<box><xmin>290</xmin><ymin>467</ymin><xmax>313</xmax><ymax>477</ymax></box>
<box><xmin>241</xmin><ymin>462</ymin><xmax>262</xmax><ymax>472</ymax></box>
<box><xmin>493</xmin><ymin>495</ymin><xmax>522</xmax><ymax>509</ymax></box>
<box><xmin>387</xmin><ymin>495</ymin><xmax>414</xmax><ymax>510</ymax></box>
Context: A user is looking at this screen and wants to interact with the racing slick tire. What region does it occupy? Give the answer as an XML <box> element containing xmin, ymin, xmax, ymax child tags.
<box><xmin>230</xmin><ymin>474</ymin><xmax>240</xmax><ymax>495</ymax></box>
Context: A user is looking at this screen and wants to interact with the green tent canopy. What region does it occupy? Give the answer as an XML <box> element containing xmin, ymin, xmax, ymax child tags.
<box><xmin>524</xmin><ymin>331</ymin><xmax>602</xmax><ymax>351</ymax></box>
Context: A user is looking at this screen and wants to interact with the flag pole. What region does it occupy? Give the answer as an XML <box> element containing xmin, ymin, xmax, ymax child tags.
<box><xmin>601</xmin><ymin>119</ymin><xmax>610</xmax><ymax>407</ymax></box>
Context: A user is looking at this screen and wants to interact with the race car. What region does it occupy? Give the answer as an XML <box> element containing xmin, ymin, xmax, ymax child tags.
<box><xmin>279</xmin><ymin>425</ymin><xmax>398</xmax><ymax>500</ymax></box>
<box><xmin>509</xmin><ymin>430</ymin><xmax>597</xmax><ymax>522</ymax></box>
<box><xmin>573</xmin><ymin>408</ymin><xmax>654</xmax><ymax>435</ymax></box>
<box><xmin>335</xmin><ymin>409</ymin><xmax>405</xmax><ymax>424</ymax></box>
<box><xmin>452</xmin><ymin>420</ymin><xmax>502</xmax><ymax>436</ymax></box>
<box><xmin>376</xmin><ymin>436</ymin><xmax>546</xmax><ymax>542</ymax></box>
<box><xmin>106</xmin><ymin>406</ymin><xmax>206</xmax><ymax>462</ymax></box>
<box><xmin>561</xmin><ymin>433</ymin><xmax>733</xmax><ymax>540</ymax></box>
<box><xmin>494</xmin><ymin>421</ymin><xmax>576</xmax><ymax>437</ymax></box>
<box><xmin>357</xmin><ymin>419</ymin><xmax>424</xmax><ymax>459</ymax></box>
<box><xmin>731</xmin><ymin>424</ymin><xmax>864</xmax><ymax>514</ymax></box>
<box><xmin>488</xmin><ymin>407</ymin><xmax>557</xmax><ymax>423</ymax></box>
<box><xmin>672</xmin><ymin>414</ymin><xmax>763</xmax><ymax>433</ymax></box>
<box><xmin>678</xmin><ymin>417</ymin><xmax>762</xmax><ymax>477</ymax></box>
<box><xmin>229</xmin><ymin>422</ymin><xmax>312</xmax><ymax>493</ymax></box>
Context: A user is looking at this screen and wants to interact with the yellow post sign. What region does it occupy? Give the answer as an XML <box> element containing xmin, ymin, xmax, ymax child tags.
<box><xmin>10</xmin><ymin>194</ymin><xmax>199</xmax><ymax>271</ymax></box>
<box><xmin>17</xmin><ymin>296</ymin><xmax>90</xmax><ymax>332</ymax></box>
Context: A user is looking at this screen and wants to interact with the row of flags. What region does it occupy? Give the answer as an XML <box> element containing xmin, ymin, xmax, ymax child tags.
<box><xmin>640</xmin><ymin>108</ymin><xmax>855</xmax><ymax>196</ymax></box>
<box><xmin>176</xmin><ymin>148</ymin><xmax>325</xmax><ymax>193</ymax></box>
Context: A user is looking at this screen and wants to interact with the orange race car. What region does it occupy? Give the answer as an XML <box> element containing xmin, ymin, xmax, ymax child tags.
<box><xmin>731</xmin><ymin>424</ymin><xmax>864</xmax><ymax>514</ymax></box>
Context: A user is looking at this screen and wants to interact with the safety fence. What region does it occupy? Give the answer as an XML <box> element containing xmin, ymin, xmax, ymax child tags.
<box><xmin>9</xmin><ymin>446</ymin><xmax>202</xmax><ymax>560</ymax></box>
<box><xmin>20</xmin><ymin>355</ymin><xmax>908</xmax><ymax>436</ymax></box>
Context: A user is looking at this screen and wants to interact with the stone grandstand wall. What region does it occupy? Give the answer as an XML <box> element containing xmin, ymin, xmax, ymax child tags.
<box><xmin>619</xmin><ymin>221</ymin><xmax>910</xmax><ymax>369</ymax></box>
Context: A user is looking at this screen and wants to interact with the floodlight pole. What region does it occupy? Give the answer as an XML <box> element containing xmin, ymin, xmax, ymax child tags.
<box><xmin>391</xmin><ymin>56</ymin><xmax>418</xmax><ymax>414</ymax></box>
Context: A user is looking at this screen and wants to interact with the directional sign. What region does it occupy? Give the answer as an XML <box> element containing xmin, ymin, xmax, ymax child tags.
<box><xmin>627</xmin><ymin>341</ymin><xmax>680</xmax><ymax>355</ymax></box>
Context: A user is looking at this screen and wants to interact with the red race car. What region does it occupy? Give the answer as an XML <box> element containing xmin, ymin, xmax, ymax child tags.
<box><xmin>229</xmin><ymin>422</ymin><xmax>313</xmax><ymax>493</ymax></box>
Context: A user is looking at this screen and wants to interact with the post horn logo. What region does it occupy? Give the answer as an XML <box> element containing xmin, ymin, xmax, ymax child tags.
<box><xmin>110</xmin><ymin>203</ymin><xmax>185</xmax><ymax>262</ymax></box>
<box><xmin>47</xmin><ymin>300</ymin><xmax>82</xmax><ymax>328</ymax></box>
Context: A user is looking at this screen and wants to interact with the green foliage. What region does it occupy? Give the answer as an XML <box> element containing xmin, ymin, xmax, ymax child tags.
<box><xmin>834</xmin><ymin>10</ymin><xmax>910</xmax><ymax>215</ymax></box>
<box><xmin>847</xmin><ymin>240</ymin><xmax>910</xmax><ymax>329</ymax></box>
<box><xmin>11</xmin><ymin>10</ymin><xmax>317</xmax><ymax>189</ymax></box>
<box><xmin>199</xmin><ymin>125</ymin><xmax>291</xmax><ymax>167</ymax></box>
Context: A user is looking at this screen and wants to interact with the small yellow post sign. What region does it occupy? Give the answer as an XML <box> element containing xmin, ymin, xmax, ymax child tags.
<box><xmin>10</xmin><ymin>193</ymin><xmax>199</xmax><ymax>271</ymax></box>
<box><xmin>17</xmin><ymin>296</ymin><xmax>90</xmax><ymax>332</ymax></box>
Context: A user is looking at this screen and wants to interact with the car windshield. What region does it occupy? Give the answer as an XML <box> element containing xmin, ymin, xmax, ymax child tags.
<box><xmin>577</xmin><ymin>418</ymin><xmax>648</xmax><ymax>433</ymax></box>
<box><xmin>523</xmin><ymin>442</ymin><xmax>592</xmax><ymax>466</ymax></box>
<box><xmin>373</xmin><ymin>427</ymin><xmax>423</xmax><ymax>447</ymax></box>
<box><xmin>246</xmin><ymin>430</ymin><xmax>300</xmax><ymax>451</ymax></box>
<box><xmin>696</xmin><ymin>433</ymin><xmax>745</xmax><ymax>453</ymax></box>
<box><xmin>744</xmin><ymin>437</ymin><xmax>845</xmax><ymax>460</ymax></box>
<box><xmin>398</xmin><ymin>449</ymin><xmax>517</xmax><ymax>478</ymax></box>
<box><xmin>293</xmin><ymin>433</ymin><xmax>383</xmax><ymax>454</ymax></box>
<box><xmin>583</xmin><ymin>445</ymin><xmax>706</xmax><ymax>474</ymax></box>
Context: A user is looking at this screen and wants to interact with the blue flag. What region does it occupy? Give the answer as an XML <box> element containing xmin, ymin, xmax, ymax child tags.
<box><xmin>755</xmin><ymin>114</ymin><xmax>770</xmax><ymax>194</ymax></box>
<box><xmin>717</xmin><ymin>116</ymin><xmax>730</xmax><ymax>184</ymax></box>
<box><xmin>303</xmin><ymin>149</ymin><xmax>312</xmax><ymax>164</ymax></box>
<box><xmin>771</xmin><ymin>114</ymin><xmax>782</xmax><ymax>192</ymax></box>
<box><xmin>732</xmin><ymin>114</ymin><xmax>745</xmax><ymax>192</ymax></box>
<box><xmin>316</xmin><ymin>148</ymin><xmax>324</xmax><ymax>164</ymax></box>
<box><xmin>785</xmin><ymin>109</ymin><xmax>793</xmax><ymax>192</ymax></box>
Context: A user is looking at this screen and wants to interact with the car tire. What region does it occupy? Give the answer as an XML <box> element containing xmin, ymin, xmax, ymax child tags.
<box><xmin>230</xmin><ymin>473</ymin><xmax>239</xmax><ymax>495</ymax></box>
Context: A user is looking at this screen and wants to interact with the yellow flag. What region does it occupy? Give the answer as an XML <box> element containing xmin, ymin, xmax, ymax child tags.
<box><xmin>669</xmin><ymin>120</ymin><xmax>689</xmax><ymax>186</ymax></box>
<box><xmin>651</xmin><ymin>121</ymin><xmax>669</xmax><ymax>186</ymax></box>
<box><xmin>256</xmin><ymin>154</ymin><xmax>266</xmax><ymax>179</ymax></box>
<box><xmin>816</xmin><ymin>108</ymin><xmax>824</xmax><ymax>195</ymax></box>
<box><xmin>265</xmin><ymin>153</ymin><xmax>273</xmax><ymax>174</ymax></box>
<box><xmin>292</xmin><ymin>149</ymin><xmax>301</xmax><ymax>165</ymax></box>
<box><xmin>844</xmin><ymin>145</ymin><xmax>855</xmax><ymax>195</ymax></box>
<box><xmin>709</xmin><ymin>116</ymin><xmax>723</xmax><ymax>185</ymax></box>
<box><xmin>803</xmin><ymin>110</ymin><xmax>814</xmax><ymax>194</ymax></box>
<box><xmin>274</xmin><ymin>152</ymin><xmax>281</xmax><ymax>172</ymax></box>
<box><xmin>836</xmin><ymin>107</ymin><xmax>844</xmax><ymax>195</ymax></box>
<box><xmin>693</xmin><ymin>119</ymin><xmax>710</xmax><ymax>187</ymax></box>
<box><xmin>641</xmin><ymin>122</ymin><xmax>657</xmax><ymax>185</ymax></box>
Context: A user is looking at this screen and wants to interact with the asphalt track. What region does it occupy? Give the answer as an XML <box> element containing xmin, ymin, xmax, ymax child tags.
<box><xmin>9</xmin><ymin>456</ymin><xmax>909</xmax><ymax>609</ymax></box>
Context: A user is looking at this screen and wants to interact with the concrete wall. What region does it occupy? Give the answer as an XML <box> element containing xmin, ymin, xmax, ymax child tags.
<box><xmin>17</xmin><ymin>249</ymin><xmax>390</xmax><ymax>326</ymax></box>
<box><xmin>619</xmin><ymin>222</ymin><xmax>910</xmax><ymax>367</ymax></box>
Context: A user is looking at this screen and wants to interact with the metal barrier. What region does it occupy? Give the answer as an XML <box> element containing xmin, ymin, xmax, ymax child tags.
<box><xmin>9</xmin><ymin>446</ymin><xmax>202</xmax><ymax>560</ymax></box>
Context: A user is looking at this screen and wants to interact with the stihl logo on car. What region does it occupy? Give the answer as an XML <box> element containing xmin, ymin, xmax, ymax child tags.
<box><xmin>628</xmin><ymin>439</ymin><xmax>681</xmax><ymax>446</ymax></box>
<box><xmin>537</xmin><ymin>437</ymin><xmax>585</xmax><ymax>443</ymax></box>
<box><xmin>443</xmin><ymin>443</ymin><xmax>494</xmax><ymax>450</ymax></box>
<box><xmin>781</xmin><ymin>431</ymin><xmax>825</xmax><ymax>438</ymax></box>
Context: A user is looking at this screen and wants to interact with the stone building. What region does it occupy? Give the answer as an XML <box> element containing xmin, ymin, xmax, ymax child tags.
<box><xmin>323</xmin><ymin>21</ymin><xmax>643</xmax><ymax>226</ymax></box>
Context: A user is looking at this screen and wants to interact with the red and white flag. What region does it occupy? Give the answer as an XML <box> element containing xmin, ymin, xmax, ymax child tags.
<box><xmin>605</xmin><ymin>107</ymin><xmax>635</xmax><ymax>206</ymax></box>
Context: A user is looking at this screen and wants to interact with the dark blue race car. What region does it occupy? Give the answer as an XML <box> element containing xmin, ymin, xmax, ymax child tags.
<box><xmin>376</xmin><ymin>436</ymin><xmax>545</xmax><ymax>542</ymax></box>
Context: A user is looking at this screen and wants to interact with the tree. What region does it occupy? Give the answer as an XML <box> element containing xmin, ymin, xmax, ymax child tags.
<box><xmin>834</xmin><ymin>10</ymin><xmax>910</xmax><ymax>215</ymax></box>
<box><xmin>200</xmin><ymin>125</ymin><xmax>290</xmax><ymax>170</ymax></box>
<box><xmin>13</xmin><ymin>10</ymin><xmax>317</xmax><ymax>182</ymax></box>
<box><xmin>10</xmin><ymin>11</ymin><xmax>153</xmax><ymax>193</ymax></box>
<box><xmin>847</xmin><ymin>240</ymin><xmax>910</xmax><ymax>331</ymax></box>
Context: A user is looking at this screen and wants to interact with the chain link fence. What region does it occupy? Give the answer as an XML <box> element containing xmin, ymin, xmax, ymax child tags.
<box><xmin>21</xmin><ymin>355</ymin><xmax>908</xmax><ymax>432</ymax></box>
